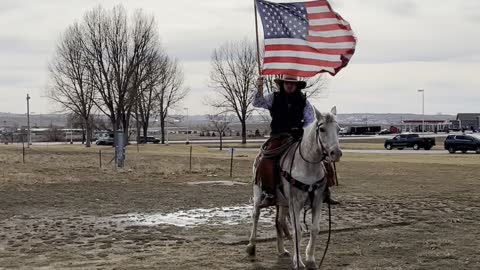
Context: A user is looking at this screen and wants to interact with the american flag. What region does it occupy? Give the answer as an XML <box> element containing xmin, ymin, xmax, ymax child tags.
<box><xmin>256</xmin><ymin>0</ymin><xmax>356</xmax><ymax>77</ymax></box>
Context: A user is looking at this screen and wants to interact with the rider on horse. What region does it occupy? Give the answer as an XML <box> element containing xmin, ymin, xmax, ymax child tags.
<box><xmin>253</xmin><ymin>75</ymin><xmax>338</xmax><ymax>207</ymax></box>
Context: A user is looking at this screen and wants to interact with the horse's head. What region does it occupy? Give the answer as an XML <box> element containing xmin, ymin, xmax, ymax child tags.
<box><xmin>314</xmin><ymin>106</ymin><xmax>342</xmax><ymax>162</ymax></box>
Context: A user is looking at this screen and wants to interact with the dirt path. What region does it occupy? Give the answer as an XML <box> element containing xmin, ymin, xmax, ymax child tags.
<box><xmin>1</xmin><ymin>176</ymin><xmax>479</xmax><ymax>269</ymax></box>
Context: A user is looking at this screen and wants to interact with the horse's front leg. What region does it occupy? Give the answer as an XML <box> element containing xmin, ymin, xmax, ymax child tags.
<box><xmin>246</xmin><ymin>185</ymin><xmax>262</xmax><ymax>256</ymax></box>
<box><xmin>305</xmin><ymin>189</ymin><xmax>324</xmax><ymax>269</ymax></box>
<box><xmin>276</xmin><ymin>205</ymin><xmax>290</xmax><ymax>257</ymax></box>
<box><xmin>289</xmin><ymin>189</ymin><xmax>306</xmax><ymax>269</ymax></box>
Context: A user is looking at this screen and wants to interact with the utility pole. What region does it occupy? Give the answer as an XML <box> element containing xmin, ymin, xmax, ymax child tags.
<box><xmin>418</xmin><ymin>89</ymin><xmax>425</xmax><ymax>133</ymax></box>
<box><xmin>26</xmin><ymin>94</ymin><xmax>31</xmax><ymax>147</ymax></box>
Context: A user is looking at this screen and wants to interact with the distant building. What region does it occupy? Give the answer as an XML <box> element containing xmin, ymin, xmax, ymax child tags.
<box><xmin>400</xmin><ymin>120</ymin><xmax>452</xmax><ymax>133</ymax></box>
<box><xmin>451</xmin><ymin>113</ymin><xmax>480</xmax><ymax>130</ymax></box>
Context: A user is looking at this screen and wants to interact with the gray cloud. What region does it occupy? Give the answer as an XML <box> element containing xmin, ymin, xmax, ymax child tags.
<box><xmin>0</xmin><ymin>36</ymin><xmax>51</xmax><ymax>55</ymax></box>
<box><xmin>386</xmin><ymin>1</ymin><xmax>416</xmax><ymax>17</ymax></box>
<box><xmin>0</xmin><ymin>0</ymin><xmax>479</xmax><ymax>115</ymax></box>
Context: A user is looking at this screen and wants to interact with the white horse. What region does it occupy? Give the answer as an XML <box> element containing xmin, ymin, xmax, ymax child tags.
<box><xmin>247</xmin><ymin>106</ymin><xmax>342</xmax><ymax>269</ymax></box>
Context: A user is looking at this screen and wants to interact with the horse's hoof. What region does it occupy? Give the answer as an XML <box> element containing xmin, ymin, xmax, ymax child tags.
<box><xmin>292</xmin><ymin>260</ymin><xmax>305</xmax><ymax>269</ymax></box>
<box><xmin>278</xmin><ymin>251</ymin><xmax>290</xmax><ymax>258</ymax></box>
<box><xmin>305</xmin><ymin>261</ymin><xmax>318</xmax><ymax>269</ymax></box>
<box><xmin>246</xmin><ymin>244</ymin><xmax>256</xmax><ymax>256</ymax></box>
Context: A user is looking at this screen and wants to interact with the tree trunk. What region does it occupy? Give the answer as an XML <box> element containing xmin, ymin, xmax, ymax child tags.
<box><xmin>142</xmin><ymin>122</ymin><xmax>148</xmax><ymax>144</ymax></box>
<box><xmin>160</xmin><ymin>117</ymin><xmax>166</xmax><ymax>144</ymax></box>
<box><xmin>143</xmin><ymin>115</ymin><xmax>150</xmax><ymax>144</ymax></box>
<box><xmin>81</xmin><ymin>125</ymin><xmax>86</xmax><ymax>145</ymax></box>
<box><xmin>219</xmin><ymin>133</ymin><xmax>223</xmax><ymax>151</ymax></box>
<box><xmin>241</xmin><ymin>120</ymin><xmax>247</xmax><ymax>144</ymax></box>
<box><xmin>85</xmin><ymin>119</ymin><xmax>92</xmax><ymax>148</ymax></box>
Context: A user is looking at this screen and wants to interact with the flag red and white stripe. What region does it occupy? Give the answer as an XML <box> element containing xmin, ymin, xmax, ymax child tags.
<box><xmin>259</xmin><ymin>0</ymin><xmax>356</xmax><ymax>77</ymax></box>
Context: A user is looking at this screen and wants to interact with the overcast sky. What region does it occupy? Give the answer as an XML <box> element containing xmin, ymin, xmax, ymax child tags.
<box><xmin>1</xmin><ymin>0</ymin><xmax>479</xmax><ymax>116</ymax></box>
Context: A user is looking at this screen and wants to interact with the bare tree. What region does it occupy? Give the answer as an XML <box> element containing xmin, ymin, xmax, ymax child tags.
<box><xmin>81</xmin><ymin>6</ymin><xmax>162</xmax><ymax>145</ymax></box>
<box><xmin>134</xmin><ymin>49</ymin><xmax>167</xmax><ymax>144</ymax></box>
<box><xmin>66</xmin><ymin>113</ymin><xmax>86</xmax><ymax>144</ymax></box>
<box><xmin>156</xmin><ymin>57</ymin><xmax>189</xmax><ymax>144</ymax></box>
<box><xmin>47</xmin><ymin>124</ymin><xmax>62</xmax><ymax>142</ymax></box>
<box><xmin>208</xmin><ymin>112</ymin><xmax>233</xmax><ymax>151</ymax></box>
<box><xmin>208</xmin><ymin>39</ymin><xmax>257</xmax><ymax>144</ymax></box>
<box><xmin>48</xmin><ymin>23</ymin><xmax>95</xmax><ymax>147</ymax></box>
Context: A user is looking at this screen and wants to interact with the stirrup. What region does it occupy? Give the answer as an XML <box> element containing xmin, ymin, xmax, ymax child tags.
<box><xmin>259</xmin><ymin>192</ymin><xmax>276</xmax><ymax>207</ymax></box>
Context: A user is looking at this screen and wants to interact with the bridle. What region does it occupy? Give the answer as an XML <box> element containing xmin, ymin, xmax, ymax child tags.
<box><xmin>298</xmin><ymin>120</ymin><xmax>339</xmax><ymax>164</ymax></box>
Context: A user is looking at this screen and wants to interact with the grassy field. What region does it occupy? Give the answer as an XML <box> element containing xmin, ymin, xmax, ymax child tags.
<box><xmin>0</xmin><ymin>144</ymin><xmax>479</xmax><ymax>269</ymax></box>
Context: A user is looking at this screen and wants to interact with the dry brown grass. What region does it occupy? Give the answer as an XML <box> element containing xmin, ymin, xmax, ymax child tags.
<box><xmin>1</xmin><ymin>143</ymin><xmax>479</xmax><ymax>188</ymax></box>
<box><xmin>1</xmin><ymin>143</ymin><xmax>480</xmax><ymax>269</ymax></box>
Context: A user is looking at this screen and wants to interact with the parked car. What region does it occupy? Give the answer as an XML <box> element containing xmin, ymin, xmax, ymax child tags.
<box><xmin>378</xmin><ymin>129</ymin><xmax>391</xmax><ymax>135</ymax></box>
<box><xmin>444</xmin><ymin>134</ymin><xmax>480</xmax><ymax>154</ymax></box>
<box><xmin>384</xmin><ymin>134</ymin><xmax>436</xmax><ymax>150</ymax></box>
<box><xmin>138</xmin><ymin>136</ymin><xmax>160</xmax><ymax>144</ymax></box>
<box><xmin>96</xmin><ymin>132</ymin><xmax>114</xmax><ymax>145</ymax></box>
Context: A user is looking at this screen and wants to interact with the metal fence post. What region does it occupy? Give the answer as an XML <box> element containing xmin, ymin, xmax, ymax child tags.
<box><xmin>230</xmin><ymin>148</ymin><xmax>234</xmax><ymax>178</ymax></box>
<box><xmin>189</xmin><ymin>145</ymin><xmax>193</xmax><ymax>173</ymax></box>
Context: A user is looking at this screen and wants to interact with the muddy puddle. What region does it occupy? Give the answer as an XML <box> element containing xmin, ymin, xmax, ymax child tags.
<box><xmin>109</xmin><ymin>205</ymin><xmax>275</xmax><ymax>227</ymax></box>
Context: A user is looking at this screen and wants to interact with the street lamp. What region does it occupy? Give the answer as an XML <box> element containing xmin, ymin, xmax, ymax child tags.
<box><xmin>26</xmin><ymin>94</ymin><xmax>31</xmax><ymax>147</ymax></box>
<box><xmin>184</xmin><ymin>107</ymin><xmax>189</xmax><ymax>144</ymax></box>
<box><xmin>417</xmin><ymin>89</ymin><xmax>425</xmax><ymax>133</ymax></box>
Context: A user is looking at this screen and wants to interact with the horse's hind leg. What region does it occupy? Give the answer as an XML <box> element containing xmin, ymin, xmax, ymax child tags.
<box><xmin>246</xmin><ymin>185</ymin><xmax>262</xmax><ymax>256</ymax></box>
<box><xmin>276</xmin><ymin>205</ymin><xmax>290</xmax><ymax>257</ymax></box>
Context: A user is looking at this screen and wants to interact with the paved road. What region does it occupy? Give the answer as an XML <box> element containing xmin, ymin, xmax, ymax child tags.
<box><xmin>7</xmin><ymin>132</ymin><xmax>468</xmax><ymax>147</ymax></box>
<box><xmin>212</xmin><ymin>147</ymin><xmax>454</xmax><ymax>155</ymax></box>
<box><xmin>342</xmin><ymin>149</ymin><xmax>448</xmax><ymax>155</ymax></box>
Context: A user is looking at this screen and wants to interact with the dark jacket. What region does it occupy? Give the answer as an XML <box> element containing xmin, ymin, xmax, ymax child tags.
<box><xmin>269</xmin><ymin>91</ymin><xmax>306</xmax><ymax>137</ymax></box>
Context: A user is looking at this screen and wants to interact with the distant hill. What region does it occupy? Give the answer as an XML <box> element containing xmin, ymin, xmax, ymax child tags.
<box><xmin>0</xmin><ymin>112</ymin><xmax>455</xmax><ymax>129</ymax></box>
<box><xmin>0</xmin><ymin>113</ymin><xmax>67</xmax><ymax>128</ymax></box>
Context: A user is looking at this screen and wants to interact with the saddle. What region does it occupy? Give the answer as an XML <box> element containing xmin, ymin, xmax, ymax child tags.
<box><xmin>254</xmin><ymin>137</ymin><xmax>338</xmax><ymax>188</ymax></box>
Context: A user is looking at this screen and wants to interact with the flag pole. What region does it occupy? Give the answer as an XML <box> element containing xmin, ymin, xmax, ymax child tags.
<box><xmin>254</xmin><ymin>0</ymin><xmax>262</xmax><ymax>75</ymax></box>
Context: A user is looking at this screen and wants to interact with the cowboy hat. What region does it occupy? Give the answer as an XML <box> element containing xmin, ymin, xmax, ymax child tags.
<box><xmin>274</xmin><ymin>75</ymin><xmax>307</xmax><ymax>89</ymax></box>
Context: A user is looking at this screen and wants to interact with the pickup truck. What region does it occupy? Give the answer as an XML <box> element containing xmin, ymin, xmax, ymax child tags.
<box><xmin>384</xmin><ymin>134</ymin><xmax>436</xmax><ymax>150</ymax></box>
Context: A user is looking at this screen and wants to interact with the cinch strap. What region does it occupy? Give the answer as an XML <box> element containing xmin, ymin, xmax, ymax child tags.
<box><xmin>281</xmin><ymin>170</ymin><xmax>325</xmax><ymax>205</ymax></box>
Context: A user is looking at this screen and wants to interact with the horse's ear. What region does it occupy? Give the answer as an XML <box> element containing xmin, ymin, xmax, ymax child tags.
<box><xmin>331</xmin><ymin>106</ymin><xmax>337</xmax><ymax>116</ymax></box>
<box><xmin>314</xmin><ymin>106</ymin><xmax>322</xmax><ymax>120</ymax></box>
